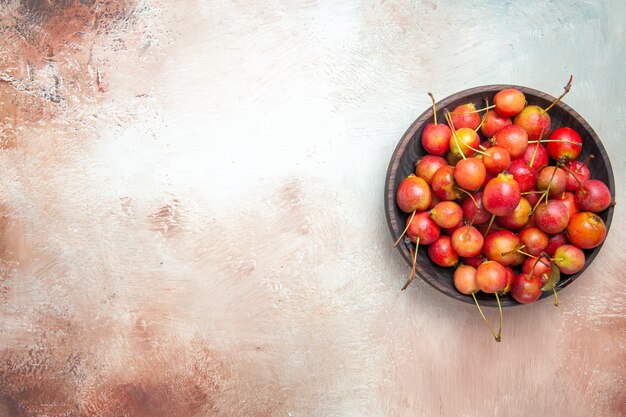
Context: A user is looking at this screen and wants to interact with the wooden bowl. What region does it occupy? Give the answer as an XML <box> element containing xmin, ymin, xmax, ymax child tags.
<box><xmin>384</xmin><ymin>85</ymin><xmax>615</xmax><ymax>307</ymax></box>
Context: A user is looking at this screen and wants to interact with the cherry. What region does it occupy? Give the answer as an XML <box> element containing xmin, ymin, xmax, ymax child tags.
<box><xmin>566</xmin><ymin>212</ymin><xmax>607</xmax><ymax>249</ymax></box>
<box><xmin>522</xmin><ymin>142</ymin><xmax>549</xmax><ymax>170</ymax></box>
<box><xmin>483</xmin><ymin>229</ymin><xmax>521</xmax><ymax>266</ymax></box>
<box><xmin>476</xmin><ymin>260</ymin><xmax>509</xmax><ymax>293</ymax></box>
<box><xmin>555</xmin><ymin>192</ymin><xmax>579</xmax><ymax>219</ymax></box>
<box><xmin>494</xmin><ymin>88</ymin><xmax>526</xmax><ymax>118</ymax></box>
<box><xmin>396</xmin><ymin>175</ymin><xmax>432</xmax><ymax>213</ymax></box>
<box><xmin>522</xmin><ymin>189</ymin><xmax>543</xmax><ymax>207</ymax></box>
<box><xmin>482</xmin><ymin>146</ymin><xmax>511</xmax><ymax>174</ymax></box>
<box><xmin>546</xmin><ymin>127</ymin><xmax>582</xmax><ymax>162</ymax></box>
<box><xmin>452</xmin><ymin>225</ymin><xmax>484</xmax><ymax>257</ymax></box>
<box><xmin>511</xmin><ymin>273</ymin><xmax>543</xmax><ymax>304</ymax></box>
<box><xmin>508</xmin><ymin>159</ymin><xmax>537</xmax><ymax>193</ymax></box>
<box><xmin>545</xmin><ymin>232</ymin><xmax>568</xmax><ymax>257</ymax></box>
<box><xmin>421</xmin><ymin>93</ymin><xmax>452</xmax><ymax>155</ymax></box>
<box><xmin>481</xmin><ymin>110</ymin><xmax>512</xmax><ymax>138</ymax></box>
<box><xmin>496</xmin><ymin>197</ymin><xmax>531</xmax><ymax>230</ymax></box>
<box><xmin>431</xmin><ymin>165</ymin><xmax>459</xmax><ymax>201</ymax></box>
<box><xmin>415</xmin><ymin>155</ymin><xmax>447</xmax><ymax>185</ymax></box>
<box><xmin>461</xmin><ymin>191</ymin><xmax>491</xmax><ymax>225</ymax></box>
<box><xmin>533</xmin><ymin>200</ymin><xmax>569</xmax><ymax>234</ymax></box>
<box><xmin>428</xmin><ymin>235</ymin><xmax>459</xmax><ymax>267</ymax></box>
<box><xmin>482</xmin><ymin>172</ymin><xmax>521</xmax><ymax>216</ymax></box>
<box><xmin>493</xmin><ymin>124</ymin><xmax>528</xmax><ymax>159</ymax></box>
<box><xmin>518</xmin><ymin>227</ymin><xmax>549</xmax><ymax>256</ymax></box>
<box><xmin>450</xmin><ymin>127</ymin><xmax>481</xmax><ymax>158</ymax></box>
<box><xmin>453</xmin><ymin>265</ymin><xmax>479</xmax><ymax>295</ymax></box>
<box><xmin>450</xmin><ymin>103</ymin><xmax>481</xmax><ymax>130</ymax></box>
<box><xmin>536</xmin><ymin>166</ymin><xmax>567</xmax><ymax>198</ymax></box>
<box><xmin>514</xmin><ymin>75</ymin><xmax>573</xmax><ymax>141</ymax></box>
<box><xmin>552</xmin><ymin>244</ymin><xmax>585</xmax><ymax>275</ymax></box>
<box><xmin>430</xmin><ymin>201</ymin><xmax>463</xmax><ymax>229</ymax></box>
<box><xmin>574</xmin><ymin>179</ymin><xmax>611</xmax><ymax>213</ymax></box>
<box><xmin>565</xmin><ymin>157</ymin><xmax>592</xmax><ymax>191</ymax></box>
<box><xmin>454</xmin><ymin>157</ymin><xmax>486</xmax><ymax>190</ymax></box>
<box><xmin>405</xmin><ymin>212</ymin><xmax>441</xmax><ymax>245</ymax></box>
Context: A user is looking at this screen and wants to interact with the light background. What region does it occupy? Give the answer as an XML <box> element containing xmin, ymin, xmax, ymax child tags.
<box><xmin>0</xmin><ymin>1</ymin><xmax>624</xmax><ymax>416</ymax></box>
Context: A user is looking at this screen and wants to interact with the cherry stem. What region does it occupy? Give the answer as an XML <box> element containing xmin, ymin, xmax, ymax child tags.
<box><xmin>495</xmin><ymin>292</ymin><xmax>503</xmax><ymax>342</ymax></box>
<box><xmin>451</xmin><ymin>104</ymin><xmax>496</xmax><ymax>115</ymax></box>
<box><xmin>461</xmin><ymin>140</ymin><xmax>487</xmax><ymax>156</ymax></box>
<box><xmin>471</xmin><ymin>292</ymin><xmax>500</xmax><ymax>342</ymax></box>
<box><xmin>428</xmin><ymin>92</ymin><xmax>438</xmax><ymax>125</ymax></box>
<box><xmin>526</xmin><ymin>254</ymin><xmax>551</xmax><ymax>280</ymax></box>
<box><xmin>580</xmin><ymin>154</ymin><xmax>595</xmax><ymax>168</ymax></box>
<box><xmin>529</xmin><ymin>127</ymin><xmax>546</xmax><ymax>168</ymax></box>
<box><xmin>530</xmin><ymin>190</ymin><xmax>548</xmax><ymax>215</ymax></box>
<box><xmin>444</xmin><ymin>110</ymin><xmax>467</xmax><ymax>161</ymax></box>
<box><xmin>483</xmin><ymin>213</ymin><xmax>496</xmax><ymax>237</ymax></box>
<box><xmin>544</xmin><ymin>74</ymin><xmax>573</xmax><ymax>113</ymax></box>
<box><xmin>401</xmin><ymin>237</ymin><xmax>420</xmax><ymax>291</ymax></box>
<box><xmin>544</xmin><ymin>166</ymin><xmax>560</xmax><ymax>204</ymax></box>
<box><xmin>528</xmin><ymin>140</ymin><xmax>582</xmax><ymax>146</ymax></box>
<box><xmin>455</xmin><ymin>187</ymin><xmax>479</xmax><ymax>209</ymax></box>
<box><xmin>553</xmin><ymin>288</ymin><xmax>559</xmax><ymax>306</ymax></box>
<box><xmin>394</xmin><ymin>210</ymin><xmax>416</xmax><ymax>247</ymax></box>
<box><xmin>521</xmin><ymin>191</ymin><xmax>545</xmax><ymax>195</ymax></box>
<box><xmin>560</xmin><ymin>163</ymin><xmax>586</xmax><ymax>192</ymax></box>
<box><xmin>474</xmin><ymin>97</ymin><xmax>489</xmax><ymax>133</ymax></box>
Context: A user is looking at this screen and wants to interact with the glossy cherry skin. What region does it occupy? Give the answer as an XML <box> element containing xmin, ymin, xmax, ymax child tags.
<box><xmin>406</xmin><ymin>212</ymin><xmax>441</xmax><ymax>245</ymax></box>
<box><xmin>508</xmin><ymin>159</ymin><xmax>537</xmax><ymax>193</ymax></box>
<box><xmin>482</xmin><ymin>173</ymin><xmax>521</xmax><ymax>216</ymax></box>
<box><xmin>533</xmin><ymin>200</ymin><xmax>569</xmax><ymax>234</ymax></box>
<box><xmin>575</xmin><ymin>180</ymin><xmax>611</xmax><ymax>213</ymax></box>
<box><xmin>514</xmin><ymin>105</ymin><xmax>551</xmax><ymax>141</ymax></box>
<box><xmin>454</xmin><ymin>265</ymin><xmax>479</xmax><ymax>295</ymax></box>
<box><xmin>428</xmin><ymin>235</ymin><xmax>459</xmax><ymax>267</ymax></box>
<box><xmin>566</xmin><ymin>212</ymin><xmax>607</xmax><ymax>249</ymax></box>
<box><xmin>415</xmin><ymin>155</ymin><xmax>447</xmax><ymax>185</ymax></box>
<box><xmin>511</xmin><ymin>273</ymin><xmax>543</xmax><ymax>304</ymax></box>
<box><xmin>546</xmin><ymin>127</ymin><xmax>582</xmax><ymax>162</ymax></box>
<box><xmin>476</xmin><ymin>260</ymin><xmax>509</xmax><ymax>293</ymax></box>
<box><xmin>421</xmin><ymin>123</ymin><xmax>452</xmax><ymax>156</ymax></box>
<box><xmin>518</xmin><ymin>227</ymin><xmax>549</xmax><ymax>257</ymax></box>
<box><xmin>493</xmin><ymin>124</ymin><xmax>529</xmax><ymax>159</ymax></box>
<box><xmin>451</xmin><ymin>225</ymin><xmax>484</xmax><ymax>258</ymax></box>
<box><xmin>481</xmin><ymin>110</ymin><xmax>512</xmax><ymax>138</ymax></box>
<box><xmin>396</xmin><ymin>175</ymin><xmax>432</xmax><ymax>213</ymax></box>
<box><xmin>494</xmin><ymin>88</ymin><xmax>525</xmax><ymax>118</ymax></box>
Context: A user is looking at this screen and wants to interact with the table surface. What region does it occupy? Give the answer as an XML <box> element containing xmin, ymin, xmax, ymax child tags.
<box><xmin>0</xmin><ymin>1</ymin><xmax>624</xmax><ymax>416</ymax></box>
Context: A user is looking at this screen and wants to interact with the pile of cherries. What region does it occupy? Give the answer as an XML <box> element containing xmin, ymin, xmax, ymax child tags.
<box><xmin>394</xmin><ymin>77</ymin><xmax>612</xmax><ymax>341</ymax></box>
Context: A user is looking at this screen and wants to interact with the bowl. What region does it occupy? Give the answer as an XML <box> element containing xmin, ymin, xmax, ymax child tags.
<box><xmin>384</xmin><ymin>85</ymin><xmax>615</xmax><ymax>307</ymax></box>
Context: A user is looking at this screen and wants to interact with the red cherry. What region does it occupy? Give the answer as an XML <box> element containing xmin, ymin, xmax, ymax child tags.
<box><xmin>428</xmin><ymin>235</ymin><xmax>459</xmax><ymax>267</ymax></box>
<box><xmin>546</xmin><ymin>127</ymin><xmax>582</xmax><ymax>162</ymax></box>
<box><xmin>422</xmin><ymin>123</ymin><xmax>452</xmax><ymax>155</ymax></box>
<box><xmin>396</xmin><ymin>175</ymin><xmax>432</xmax><ymax>213</ymax></box>
<box><xmin>493</xmin><ymin>124</ymin><xmax>529</xmax><ymax>159</ymax></box>
<box><xmin>574</xmin><ymin>180</ymin><xmax>611</xmax><ymax>213</ymax></box>
<box><xmin>415</xmin><ymin>155</ymin><xmax>447</xmax><ymax>185</ymax></box>
<box><xmin>511</xmin><ymin>273</ymin><xmax>543</xmax><ymax>304</ymax></box>
<box><xmin>406</xmin><ymin>212</ymin><xmax>441</xmax><ymax>245</ymax></box>
<box><xmin>493</xmin><ymin>89</ymin><xmax>526</xmax><ymax>118</ymax></box>
<box><xmin>566</xmin><ymin>212</ymin><xmax>607</xmax><ymax>249</ymax></box>
<box><xmin>482</xmin><ymin>172</ymin><xmax>521</xmax><ymax>216</ymax></box>
<box><xmin>454</xmin><ymin>157</ymin><xmax>486</xmax><ymax>191</ymax></box>
<box><xmin>508</xmin><ymin>159</ymin><xmax>537</xmax><ymax>193</ymax></box>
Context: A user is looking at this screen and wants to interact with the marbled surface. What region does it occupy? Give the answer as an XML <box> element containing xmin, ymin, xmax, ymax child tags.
<box><xmin>0</xmin><ymin>1</ymin><xmax>624</xmax><ymax>416</ymax></box>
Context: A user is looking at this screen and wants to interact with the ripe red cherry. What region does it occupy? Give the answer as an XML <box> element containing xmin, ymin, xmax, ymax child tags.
<box><xmin>428</xmin><ymin>235</ymin><xmax>459</xmax><ymax>267</ymax></box>
<box><xmin>454</xmin><ymin>157</ymin><xmax>486</xmax><ymax>190</ymax></box>
<box><xmin>415</xmin><ymin>155</ymin><xmax>447</xmax><ymax>185</ymax></box>
<box><xmin>536</xmin><ymin>166</ymin><xmax>567</xmax><ymax>197</ymax></box>
<box><xmin>483</xmin><ymin>229</ymin><xmax>521</xmax><ymax>266</ymax></box>
<box><xmin>430</xmin><ymin>201</ymin><xmax>463</xmax><ymax>229</ymax></box>
<box><xmin>396</xmin><ymin>175</ymin><xmax>432</xmax><ymax>213</ymax></box>
<box><xmin>482</xmin><ymin>146</ymin><xmax>511</xmax><ymax>174</ymax></box>
<box><xmin>552</xmin><ymin>244</ymin><xmax>585</xmax><ymax>275</ymax></box>
<box><xmin>513</xmin><ymin>105</ymin><xmax>551</xmax><ymax>141</ymax></box>
<box><xmin>565</xmin><ymin>159</ymin><xmax>591</xmax><ymax>192</ymax></box>
<box><xmin>406</xmin><ymin>212</ymin><xmax>441</xmax><ymax>245</ymax></box>
<box><xmin>523</xmin><ymin>189</ymin><xmax>542</xmax><ymax>207</ymax></box>
<box><xmin>546</xmin><ymin>127</ymin><xmax>582</xmax><ymax>162</ymax></box>
<box><xmin>496</xmin><ymin>197</ymin><xmax>531</xmax><ymax>230</ymax></box>
<box><xmin>450</xmin><ymin>103</ymin><xmax>481</xmax><ymax>130</ymax></box>
<box><xmin>493</xmin><ymin>124</ymin><xmax>529</xmax><ymax>159</ymax></box>
<box><xmin>482</xmin><ymin>172</ymin><xmax>521</xmax><ymax>216</ymax></box>
<box><xmin>421</xmin><ymin>123</ymin><xmax>452</xmax><ymax>155</ymax></box>
<box><xmin>450</xmin><ymin>128</ymin><xmax>480</xmax><ymax>158</ymax></box>
<box><xmin>511</xmin><ymin>273</ymin><xmax>543</xmax><ymax>304</ymax></box>
<box><xmin>493</xmin><ymin>88</ymin><xmax>526</xmax><ymax>118</ymax></box>
<box><xmin>545</xmin><ymin>232</ymin><xmax>568</xmax><ymax>257</ymax></box>
<box><xmin>476</xmin><ymin>260</ymin><xmax>509</xmax><ymax>293</ymax></box>
<box><xmin>451</xmin><ymin>225</ymin><xmax>484</xmax><ymax>257</ymax></box>
<box><xmin>462</xmin><ymin>191</ymin><xmax>491</xmax><ymax>225</ymax></box>
<box><xmin>522</xmin><ymin>142</ymin><xmax>549</xmax><ymax>170</ymax></box>
<box><xmin>453</xmin><ymin>265</ymin><xmax>479</xmax><ymax>295</ymax></box>
<box><xmin>533</xmin><ymin>200</ymin><xmax>570</xmax><ymax>234</ymax></box>
<box><xmin>508</xmin><ymin>159</ymin><xmax>537</xmax><ymax>192</ymax></box>
<box><xmin>462</xmin><ymin>255</ymin><xmax>486</xmax><ymax>268</ymax></box>
<box><xmin>566</xmin><ymin>212</ymin><xmax>607</xmax><ymax>249</ymax></box>
<box><xmin>431</xmin><ymin>165</ymin><xmax>458</xmax><ymax>201</ymax></box>
<box><xmin>574</xmin><ymin>180</ymin><xmax>611</xmax><ymax>213</ymax></box>
<box><xmin>481</xmin><ymin>110</ymin><xmax>512</xmax><ymax>138</ymax></box>
<box><xmin>518</xmin><ymin>227</ymin><xmax>549</xmax><ymax>256</ymax></box>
